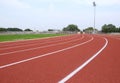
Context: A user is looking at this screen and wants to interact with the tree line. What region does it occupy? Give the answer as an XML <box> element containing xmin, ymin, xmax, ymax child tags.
<box><xmin>102</xmin><ymin>24</ymin><xmax>120</xmax><ymax>33</ymax></box>
<box><xmin>0</xmin><ymin>24</ymin><xmax>120</xmax><ymax>33</ymax></box>
<box><xmin>63</xmin><ymin>24</ymin><xmax>80</xmax><ymax>32</ymax></box>
<box><xmin>62</xmin><ymin>24</ymin><xmax>120</xmax><ymax>33</ymax></box>
<box><xmin>0</xmin><ymin>28</ymin><xmax>33</xmax><ymax>32</ymax></box>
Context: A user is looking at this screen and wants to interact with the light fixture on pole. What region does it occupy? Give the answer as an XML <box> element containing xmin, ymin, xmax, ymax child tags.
<box><xmin>93</xmin><ymin>1</ymin><xmax>96</xmax><ymax>33</ymax></box>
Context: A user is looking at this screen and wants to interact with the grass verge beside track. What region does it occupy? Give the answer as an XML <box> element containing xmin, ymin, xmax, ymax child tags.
<box><xmin>0</xmin><ymin>34</ymin><xmax>66</xmax><ymax>42</ymax></box>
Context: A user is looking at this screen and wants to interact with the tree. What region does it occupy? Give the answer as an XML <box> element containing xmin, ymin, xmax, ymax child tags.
<box><xmin>63</xmin><ymin>24</ymin><xmax>80</xmax><ymax>32</ymax></box>
<box><xmin>83</xmin><ymin>27</ymin><xmax>94</xmax><ymax>31</ymax></box>
<box><xmin>48</xmin><ymin>29</ymin><xmax>54</xmax><ymax>31</ymax></box>
<box><xmin>0</xmin><ymin>28</ymin><xmax>7</xmax><ymax>32</ymax></box>
<box><xmin>115</xmin><ymin>28</ymin><xmax>119</xmax><ymax>32</ymax></box>
<box><xmin>102</xmin><ymin>24</ymin><xmax>117</xmax><ymax>33</ymax></box>
<box><xmin>24</xmin><ymin>28</ymin><xmax>32</xmax><ymax>31</ymax></box>
<box><xmin>83</xmin><ymin>27</ymin><xmax>98</xmax><ymax>33</ymax></box>
<box><xmin>7</xmin><ymin>28</ymin><xmax>23</xmax><ymax>31</ymax></box>
<box><xmin>115</xmin><ymin>27</ymin><xmax>120</xmax><ymax>32</ymax></box>
<box><xmin>102</xmin><ymin>24</ymin><xmax>108</xmax><ymax>33</ymax></box>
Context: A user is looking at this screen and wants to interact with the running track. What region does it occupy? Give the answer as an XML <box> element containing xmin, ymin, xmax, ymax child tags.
<box><xmin>0</xmin><ymin>34</ymin><xmax>120</xmax><ymax>83</ymax></box>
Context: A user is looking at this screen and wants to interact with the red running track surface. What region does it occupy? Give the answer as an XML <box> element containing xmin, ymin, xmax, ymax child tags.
<box><xmin>0</xmin><ymin>34</ymin><xmax>120</xmax><ymax>83</ymax></box>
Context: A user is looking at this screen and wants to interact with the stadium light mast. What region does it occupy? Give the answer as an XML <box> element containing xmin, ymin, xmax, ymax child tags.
<box><xmin>93</xmin><ymin>1</ymin><xmax>96</xmax><ymax>34</ymax></box>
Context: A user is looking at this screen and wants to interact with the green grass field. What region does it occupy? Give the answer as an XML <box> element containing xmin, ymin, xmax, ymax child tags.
<box><xmin>0</xmin><ymin>34</ymin><xmax>66</xmax><ymax>42</ymax></box>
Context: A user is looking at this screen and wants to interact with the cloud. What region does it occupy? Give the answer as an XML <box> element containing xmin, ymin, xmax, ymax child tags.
<box><xmin>0</xmin><ymin>0</ymin><xmax>30</xmax><ymax>8</ymax></box>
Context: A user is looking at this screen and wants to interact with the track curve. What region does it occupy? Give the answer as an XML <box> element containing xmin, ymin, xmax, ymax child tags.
<box><xmin>0</xmin><ymin>34</ymin><xmax>119</xmax><ymax>83</ymax></box>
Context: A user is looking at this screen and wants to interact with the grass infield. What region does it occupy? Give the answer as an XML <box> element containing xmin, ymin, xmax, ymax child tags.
<box><xmin>0</xmin><ymin>34</ymin><xmax>66</xmax><ymax>42</ymax></box>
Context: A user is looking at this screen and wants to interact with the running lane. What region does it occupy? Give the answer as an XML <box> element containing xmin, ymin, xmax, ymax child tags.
<box><xmin>0</xmin><ymin>34</ymin><xmax>81</xmax><ymax>49</ymax></box>
<box><xmin>0</xmin><ymin>35</ymin><xmax>80</xmax><ymax>54</ymax></box>
<box><xmin>0</xmin><ymin>34</ymin><xmax>106</xmax><ymax>83</ymax></box>
<box><xmin>0</xmin><ymin>34</ymin><xmax>78</xmax><ymax>49</ymax></box>
<box><xmin>64</xmin><ymin>35</ymin><xmax>120</xmax><ymax>83</ymax></box>
<box><xmin>0</xmin><ymin>34</ymin><xmax>85</xmax><ymax>66</ymax></box>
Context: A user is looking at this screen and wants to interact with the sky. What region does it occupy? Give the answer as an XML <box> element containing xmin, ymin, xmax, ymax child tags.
<box><xmin>0</xmin><ymin>0</ymin><xmax>120</xmax><ymax>31</ymax></box>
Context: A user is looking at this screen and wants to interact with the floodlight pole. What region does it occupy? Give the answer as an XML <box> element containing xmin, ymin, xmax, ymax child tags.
<box><xmin>93</xmin><ymin>1</ymin><xmax>96</xmax><ymax>34</ymax></box>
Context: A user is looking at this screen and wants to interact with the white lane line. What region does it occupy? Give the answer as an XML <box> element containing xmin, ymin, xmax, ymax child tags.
<box><xmin>58</xmin><ymin>37</ymin><xmax>108</xmax><ymax>83</ymax></box>
<box><xmin>0</xmin><ymin>35</ymin><xmax>85</xmax><ymax>56</ymax></box>
<box><xmin>0</xmin><ymin>36</ymin><xmax>79</xmax><ymax>50</ymax></box>
<box><xmin>0</xmin><ymin>36</ymin><xmax>93</xmax><ymax>69</ymax></box>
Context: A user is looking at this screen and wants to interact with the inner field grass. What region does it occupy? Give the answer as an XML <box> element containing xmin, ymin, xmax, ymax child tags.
<box><xmin>0</xmin><ymin>34</ymin><xmax>66</xmax><ymax>42</ymax></box>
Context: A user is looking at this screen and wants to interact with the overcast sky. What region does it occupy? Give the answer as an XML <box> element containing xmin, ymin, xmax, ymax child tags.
<box><xmin>0</xmin><ymin>0</ymin><xmax>120</xmax><ymax>31</ymax></box>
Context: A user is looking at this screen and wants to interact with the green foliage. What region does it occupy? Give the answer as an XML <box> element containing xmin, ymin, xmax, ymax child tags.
<box><xmin>63</xmin><ymin>24</ymin><xmax>80</xmax><ymax>32</ymax></box>
<box><xmin>102</xmin><ymin>24</ymin><xmax>119</xmax><ymax>33</ymax></box>
<box><xmin>84</xmin><ymin>27</ymin><xmax>94</xmax><ymax>31</ymax></box>
<box><xmin>0</xmin><ymin>28</ymin><xmax>7</xmax><ymax>32</ymax></box>
<box><xmin>117</xmin><ymin>27</ymin><xmax>120</xmax><ymax>32</ymax></box>
<box><xmin>7</xmin><ymin>28</ymin><xmax>23</xmax><ymax>31</ymax></box>
<box><xmin>0</xmin><ymin>27</ymin><xmax>23</xmax><ymax>32</ymax></box>
<box><xmin>83</xmin><ymin>27</ymin><xmax>98</xmax><ymax>33</ymax></box>
<box><xmin>24</xmin><ymin>28</ymin><xmax>33</xmax><ymax>31</ymax></box>
<box><xmin>48</xmin><ymin>29</ymin><xmax>54</xmax><ymax>31</ymax></box>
